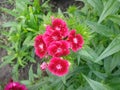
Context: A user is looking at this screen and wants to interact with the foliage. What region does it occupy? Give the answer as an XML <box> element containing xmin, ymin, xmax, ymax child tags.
<box><xmin>1</xmin><ymin>0</ymin><xmax>120</xmax><ymax>90</ymax></box>
<box><xmin>0</xmin><ymin>0</ymin><xmax>50</xmax><ymax>68</ymax></box>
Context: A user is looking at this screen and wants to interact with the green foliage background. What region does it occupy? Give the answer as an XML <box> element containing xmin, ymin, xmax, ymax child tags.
<box><xmin>0</xmin><ymin>0</ymin><xmax>120</xmax><ymax>90</ymax></box>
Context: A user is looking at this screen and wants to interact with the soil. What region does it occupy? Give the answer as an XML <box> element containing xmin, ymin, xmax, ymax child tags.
<box><xmin>49</xmin><ymin>0</ymin><xmax>84</xmax><ymax>12</ymax></box>
<box><xmin>0</xmin><ymin>0</ymin><xmax>14</xmax><ymax>87</ymax></box>
<box><xmin>0</xmin><ymin>0</ymin><xmax>84</xmax><ymax>87</ymax></box>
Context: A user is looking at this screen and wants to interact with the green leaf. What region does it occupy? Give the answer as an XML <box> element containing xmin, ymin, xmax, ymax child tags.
<box><xmin>12</xmin><ymin>64</ymin><xmax>19</xmax><ymax>81</ymax></box>
<box><xmin>110</xmin><ymin>52</ymin><xmax>120</xmax><ymax>71</ymax></box>
<box><xmin>95</xmin><ymin>34</ymin><xmax>120</xmax><ymax>62</ymax></box>
<box><xmin>98</xmin><ymin>0</ymin><xmax>120</xmax><ymax>23</ymax></box>
<box><xmin>104</xmin><ymin>52</ymin><xmax>120</xmax><ymax>73</ymax></box>
<box><xmin>104</xmin><ymin>56</ymin><xmax>112</xmax><ymax>74</ymax></box>
<box><xmin>87</xmin><ymin>0</ymin><xmax>103</xmax><ymax>15</ymax></box>
<box><xmin>0</xmin><ymin>7</ymin><xmax>18</xmax><ymax>17</ymax></box>
<box><xmin>107</xmin><ymin>77</ymin><xmax>120</xmax><ymax>90</ymax></box>
<box><xmin>37</xmin><ymin>64</ymin><xmax>42</xmax><ymax>77</ymax></box>
<box><xmin>61</xmin><ymin>76</ymin><xmax>66</xmax><ymax>84</ymax></box>
<box><xmin>108</xmin><ymin>15</ymin><xmax>120</xmax><ymax>25</ymax></box>
<box><xmin>93</xmin><ymin>71</ymin><xmax>107</xmax><ymax>80</ymax></box>
<box><xmin>21</xmin><ymin>80</ymin><xmax>32</xmax><ymax>85</ymax></box>
<box><xmin>82</xmin><ymin>74</ymin><xmax>110</xmax><ymax>90</ymax></box>
<box><xmin>29</xmin><ymin>65</ymin><xmax>34</xmax><ymax>82</ymax></box>
<box><xmin>0</xmin><ymin>55</ymin><xmax>16</xmax><ymax>68</ymax></box>
<box><xmin>79</xmin><ymin>46</ymin><xmax>102</xmax><ymax>64</ymax></box>
<box><xmin>2</xmin><ymin>22</ymin><xmax>17</xmax><ymax>27</ymax></box>
<box><xmin>87</xmin><ymin>21</ymin><xmax>114</xmax><ymax>37</ymax></box>
<box><xmin>23</xmin><ymin>34</ymin><xmax>33</xmax><ymax>46</ymax></box>
<box><xmin>33</xmin><ymin>0</ymin><xmax>41</xmax><ymax>13</ymax></box>
<box><xmin>28</xmin><ymin>81</ymin><xmax>48</xmax><ymax>90</ymax></box>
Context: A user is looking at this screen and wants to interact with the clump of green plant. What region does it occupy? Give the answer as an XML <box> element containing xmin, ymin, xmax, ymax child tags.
<box><xmin>1</xmin><ymin>0</ymin><xmax>120</xmax><ymax>90</ymax></box>
<box><xmin>0</xmin><ymin>0</ymin><xmax>51</xmax><ymax>68</ymax></box>
<box><xmin>22</xmin><ymin>0</ymin><xmax>120</xmax><ymax>90</ymax></box>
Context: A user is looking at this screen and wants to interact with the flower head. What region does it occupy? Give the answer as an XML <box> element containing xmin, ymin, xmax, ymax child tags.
<box><xmin>43</xmin><ymin>30</ymin><xmax>62</xmax><ymax>46</ymax></box>
<box><xmin>48</xmin><ymin>40</ymin><xmax>70</xmax><ymax>57</ymax></box>
<box><xmin>67</xmin><ymin>30</ymin><xmax>84</xmax><ymax>52</ymax></box>
<box><xmin>4</xmin><ymin>80</ymin><xmax>28</xmax><ymax>90</ymax></box>
<box><xmin>48</xmin><ymin>57</ymin><xmax>70</xmax><ymax>76</ymax></box>
<box><xmin>52</xmin><ymin>18</ymin><xmax>69</xmax><ymax>37</ymax></box>
<box><xmin>34</xmin><ymin>35</ymin><xmax>47</xmax><ymax>58</ymax></box>
<box><xmin>40</xmin><ymin>62</ymin><xmax>48</xmax><ymax>70</ymax></box>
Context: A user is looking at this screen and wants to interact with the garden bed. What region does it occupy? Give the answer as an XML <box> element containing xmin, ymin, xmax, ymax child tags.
<box><xmin>0</xmin><ymin>0</ymin><xmax>120</xmax><ymax>90</ymax></box>
<box><xmin>0</xmin><ymin>0</ymin><xmax>84</xmax><ymax>87</ymax></box>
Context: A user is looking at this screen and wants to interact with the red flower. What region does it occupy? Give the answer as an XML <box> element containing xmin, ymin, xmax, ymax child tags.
<box><xmin>46</xmin><ymin>25</ymin><xmax>54</xmax><ymax>35</ymax></box>
<box><xmin>43</xmin><ymin>30</ymin><xmax>62</xmax><ymax>46</ymax></box>
<box><xmin>52</xmin><ymin>18</ymin><xmax>69</xmax><ymax>37</ymax></box>
<box><xmin>67</xmin><ymin>30</ymin><xmax>84</xmax><ymax>52</ymax></box>
<box><xmin>48</xmin><ymin>57</ymin><xmax>69</xmax><ymax>76</ymax></box>
<box><xmin>48</xmin><ymin>40</ymin><xmax>70</xmax><ymax>57</ymax></box>
<box><xmin>34</xmin><ymin>35</ymin><xmax>47</xmax><ymax>58</ymax></box>
<box><xmin>40</xmin><ymin>62</ymin><xmax>48</xmax><ymax>70</ymax></box>
<box><xmin>4</xmin><ymin>80</ymin><xmax>28</xmax><ymax>90</ymax></box>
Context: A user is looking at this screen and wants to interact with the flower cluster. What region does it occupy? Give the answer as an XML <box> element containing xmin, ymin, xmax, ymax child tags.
<box><xmin>34</xmin><ymin>18</ymin><xmax>84</xmax><ymax>76</ymax></box>
<box><xmin>4</xmin><ymin>79</ymin><xmax>28</xmax><ymax>90</ymax></box>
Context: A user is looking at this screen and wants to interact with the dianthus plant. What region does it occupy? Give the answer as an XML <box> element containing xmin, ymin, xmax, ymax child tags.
<box><xmin>34</xmin><ymin>17</ymin><xmax>84</xmax><ymax>76</ymax></box>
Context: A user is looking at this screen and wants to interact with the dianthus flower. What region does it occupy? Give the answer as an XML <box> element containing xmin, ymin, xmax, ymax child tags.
<box><xmin>43</xmin><ymin>30</ymin><xmax>62</xmax><ymax>46</ymax></box>
<box><xmin>67</xmin><ymin>30</ymin><xmax>84</xmax><ymax>52</ymax></box>
<box><xmin>4</xmin><ymin>80</ymin><xmax>28</xmax><ymax>90</ymax></box>
<box><xmin>46</xmin><ymin>18</ymin><xmax>69</xmax><ymax>37</ymax></box>
<box><xmin>40</xmin><ymin>62</ymin><xmax>48</xmax><ymax>70</ymax></box>
<box><xmin>48</xmin><ymin>57</ymin><xmax>69</xmax><ymax>76</ymax></box>
<box><xmin>47</xmin><ymin>40</ymin><xmax>70</xmax><ymax>57</ymax></box>
<box><xmin>34</xmin><ymin>35</ymin><xmax>47</xmax><ymax>58</ymax></box>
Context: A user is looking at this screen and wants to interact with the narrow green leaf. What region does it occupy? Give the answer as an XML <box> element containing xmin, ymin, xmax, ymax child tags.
<box><xmin>110</xmin><ymin>52</ymin><xmax>120</xmax><ymax>71</ymax></box>
<box><xmin>82</xmin><ymin>74</ymin><xmax>110</xmax><ymax>90</ymax></box>
<box><xmin>28</xmin><ymin>81</ymin><xmax>48</xmax><ymax>90</ymax></box>
<box><xmin>2</xmin><ymin>22</ymin><xmax>17</xmax><ymax>27</ymax></box>
<box><xmin>61</xmin><ymin>76</ymin><xmax>66</xmax><ymax>84</ymax></box>
<box><xmin>87</xmin><ymin>21</ymin><xmax>114</xmax><ymax>37</ymax></box>
<box><xmin>12</xmin><ymin>64</ymin><xmax>19</xmax><ymax>81</ymax></box>
<box><xmin>37</xmin><ymin>64</ymin><xmax>41</xmax><ymax>77</ymax></box>
<box><xmin>0</xmin><ymin>7</ymin><xmax>18</xmax><ymax>17</ymax></box>
<box><xmin>79</xmin><ymin>46</ymin><xmax>102</xmax><ymax>64</ymax></box>
<box><xmin>98</xmin><ymin>0</ymin><xmax>120</xmax><ymax>23</ymax></box>
<box><xmin>96</xmin><ymin>34</ymin><xmax>120</xmax><ymax>62</ymax></box>
<box><xmin>0</xmin><ymin>55</ymin><xmax>16</xmax><ymax>68</ymax></box>
<box><xmin>108</xmin><ymin>15</ymin><xmax>120</xmax><ymax>25</ymax></box>
<box><xmin>21</xmin><ymin>80</ymin><xmax>32</xmax><ymax>85</ymax></box>
<box><xmin>87</xmin><ymin>0</ymin><xmax>103</xmax><ymax>15</ymax></box>
<box><xmin>104</xmin><ymin>56</ymin><xmax>112</xmax><ymax>73</ymax></box>
<box><xmin>93</xmin><ymin>71</ymin><xmax>107</xmax><ymax>80</ymax></box>
<box><xmin>29</xmin><ymin>65</ymin><xmax>34</xmax><ymax>82</ymax></box>
<box><xmin>107</xmin><ymin>77</ymin><xmax>120</xmax><ymax>90</ymax></box>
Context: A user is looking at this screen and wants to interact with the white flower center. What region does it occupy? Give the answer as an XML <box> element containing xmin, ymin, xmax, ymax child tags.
<box><xmin>52</xmin><ymin>36</ymin><xmax>58</xmax><ymax>40</ymax></box>
<box><xmin>57</xmin><ymin>48</ymin><xmax>62</xmax><ymax>53</ymax></box>
<box><xmin>12</xmin><ymin>83</ymin><xmax>16</xmax><ymax>87</ymax></box>
<box><xmin>39</xmin><ymin>44</ymin><xmax>43</xmax><ymax>49</ymax></box>
<box><xmin>73</xmin><ymin>38</ymin><xmax>78</xmax><ymax>44</ymax></box>
<box><xmin>55</xmin><ymin>26</ymin><xmax>60</xmax><ymax>31</ymax></box>
<box><xmin>56</xmin><ymin>64</ymin><xmax>62</xmax><ymax>70</ymax></box>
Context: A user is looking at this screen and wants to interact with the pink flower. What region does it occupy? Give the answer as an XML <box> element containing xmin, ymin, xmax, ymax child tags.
<box><xmin>52</xmin><ymin>18</ymin><xmax>69</xmax><ymax>37</ymax></box>
<box><xmin>34</xmin><ymin>35</ymin><xmax>47</xmax><ymax>58</ymax></box>
<box><xmin>46</xmin><ymin>25</ymin><xmax>54</xmax><ymax>35</ymax></box>
<box><xmin>48</xmin><ymin>57</ymin><xmax>69</xmax><ymax>76</ymax></box>
<box><xmin>48</xmin><ymin>40</ymin><xmax>70</xmax><ymax>57</ymax></box>
<box><xmin>67</xmin><ymin>30</ymin><xmax>84</xmax><ymax>52</ymax></box>
<box><xmin>4</xmin><ymin>80</ymin><xmax>28</xmax><ymax>90</ymax></box>
<box><xmin>40</xmin><ymin>62</ymin><xmax>48</xmax><ymax>70</ymax></box>
<box><xmin>43</xmin><ymin>30</ymin><xmax>62</xmax><ymax>46</ymax></box>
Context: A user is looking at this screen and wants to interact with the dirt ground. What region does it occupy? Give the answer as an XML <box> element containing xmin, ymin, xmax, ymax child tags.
<box><xmin>0</xmin><ymin>0</ymin><xmax>14</xmax><ymax>86</ymax></box>
<box><xmin>0</xmin><ymin>0</ymin><xmax>84</xmax><ymax>86</ymax></box>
